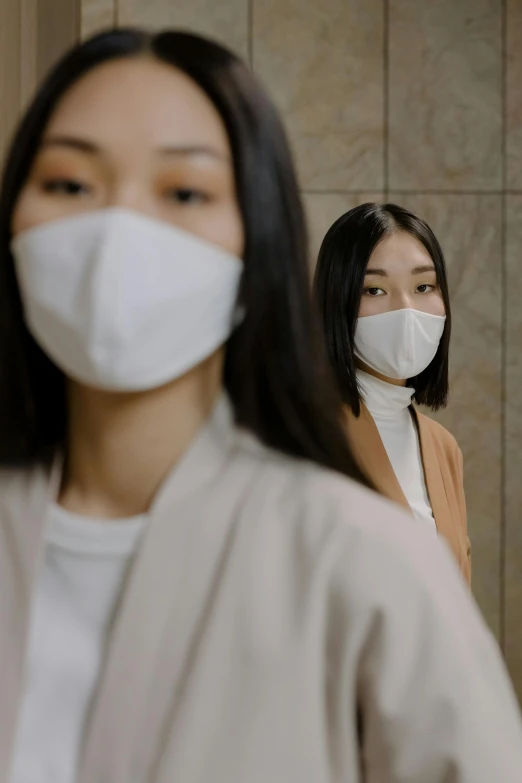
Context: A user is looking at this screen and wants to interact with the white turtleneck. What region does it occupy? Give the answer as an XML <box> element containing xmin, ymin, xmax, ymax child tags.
<box><xmin>357</xmin><ymin>370</ymin><xmax>436</xmax><ymax>530</ymax></box>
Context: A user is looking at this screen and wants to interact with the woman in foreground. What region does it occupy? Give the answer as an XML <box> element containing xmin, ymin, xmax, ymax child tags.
<box><xmin>1</xmin><ymin>28</ymin><xmax>521</xmax><ymax>783</ymax></box>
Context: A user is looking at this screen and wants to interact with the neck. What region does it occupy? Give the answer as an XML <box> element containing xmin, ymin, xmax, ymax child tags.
<box><xmin>356</xmin><ymin>359</ymin><xmax>407</xmax><ymax>387</ymax></box>
<box><xmin>59</xmin><ymin>351</ymin><xmax>224</xmax><ymax>518</ymax></box>
<box><xmin>357</xmin><ymin>366</ymin><xmax>415</xmax><ymax>419</ymax></box>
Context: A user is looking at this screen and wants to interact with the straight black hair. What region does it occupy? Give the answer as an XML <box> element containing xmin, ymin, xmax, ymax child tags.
<box><xmin>314</xmin><ymin>202</ymin><xmax>451</xmax><ymax>417</ymax></box>
<box><xmin>0</xmin><ymin>27</ymin><xmax>372</xmax><ymax>487</ymax></box>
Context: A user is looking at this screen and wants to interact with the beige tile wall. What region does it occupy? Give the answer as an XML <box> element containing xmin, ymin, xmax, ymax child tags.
<box><xmin>0</xmin><ymin>0</ymin><xmax>22</xmax><ymax>164</ymax></box>
<box><xmin>4</xmin><ymin>0</ymin><xmax>519</xmax><ymax>697</ymax></box>
<box><xmin>389</xmin><ymin>0</ymin><xmax>502</xmax><ymax>190</ymax></box>
<box><xmin>82</xmin><ymin>0</ymin><xmax>115</xmax><ymax>37</ymax></box>
<box><xmin>254</xmin><ymin>0</ymin><xmax>384</xmax><ymax>190</ymax></box>
<box><xmin>304</xmin><ymin>193</ymin><xmax>384</xmax><ymax>262</ymax></box>
<box><xmin>0</xmin><ymin>0</ymin><xmax>81</xmax><ymax>167</ymax></box>
<box><xmin>37</xmin><ymin>0</ymin><xmax>80</xmax><ymax>81</ymax></box>
<box><xmin>507</xmin><ymin>0</ymin><xmax>522</xmax><ymax>189</ymax></box>
<box><xmin>506</xmin><ymin>196</ymin><xmax>522</xmax><ymax>698</ymax></box>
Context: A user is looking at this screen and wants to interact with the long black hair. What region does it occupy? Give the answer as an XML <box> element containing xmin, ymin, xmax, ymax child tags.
<box><xmin>0</xmin><ymin>27</ymin><xmax>372</xmax><ymax>486</ymax></box>
<box><xmin>314</xmin><ymin>202</ymin><xmax>451</xmax><ymax>417</ymax></box>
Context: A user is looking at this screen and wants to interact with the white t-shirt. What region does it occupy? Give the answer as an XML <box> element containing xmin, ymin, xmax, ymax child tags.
<box><xmin>10</xmin><ymin>503</ymin><xmax>146</xmax><ymax>783</ymax></box>
<box><xmin>358</xmin><ymin>370</ymin><xmax>436</xmax><ymax>529</ymax></box>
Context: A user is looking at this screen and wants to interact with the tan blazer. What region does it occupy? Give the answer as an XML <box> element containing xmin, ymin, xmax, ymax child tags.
<box><xmin>1</xmin><ymin>397</ymin><xmax>521</xmax><ymax>782</ymax></box>
<box><xmin>345</xmin><ymin>403</ymin><xmax>471</xmax><ymax>584</ymax></box>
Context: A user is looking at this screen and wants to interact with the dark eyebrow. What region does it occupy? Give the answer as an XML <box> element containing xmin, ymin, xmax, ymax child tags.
<box><xmin>364</xmin><ymin>268</ymin><xmax>387</xmax><ymax>277</ymax></box>
<box><xmin>411</xmin><ymin>265</ymin><xmax>436</xmax><ymax>275</ymax></box>
<box><xmin>158</xmin><ymin>145</ymin><xmax>229</xmax><ymax>162</ymax></box>
<box><xmin>41</xmin><ymin>137</ymin><xmax>228</xmax><ymax>162</ymax></box>
<box><xmin>364</xmin><ymin>265</ymin><xmax>436</xmax><ymax>277</ymax></box>
<box><xmin>42</xmin><ymin>136</ymin><xmax>100</xmax><ymax>154</ymax></box>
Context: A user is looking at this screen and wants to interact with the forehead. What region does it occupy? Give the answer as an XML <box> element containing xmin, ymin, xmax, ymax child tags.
<box><xmin>368</xmin><ymin>230</ymin><xmax>434</xmax><ymax>272</ymax></box>
<box><xmin>44</xmin><ymin>57</ymin><xmax>231</xmax><ymax>154</ymax></box>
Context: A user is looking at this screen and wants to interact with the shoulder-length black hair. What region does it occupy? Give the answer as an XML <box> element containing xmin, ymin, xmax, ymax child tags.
<box><xmin>314</xmin><ymin>202</ymin><xmax>451</xmax><ymax>417</ymax></box>
<box><xmin>0</xmin><ymin>27</ymin><xmax>371</xmax><ymax>486</ymax></box>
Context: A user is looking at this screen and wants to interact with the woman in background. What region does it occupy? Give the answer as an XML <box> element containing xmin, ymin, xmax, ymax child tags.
<box><xmin>314</xmin><ymin>202</ymin><xmax>471</xmax><ymax>583</ymax></box>
<box><xmin>0</xmin><ymin>30</ymin><xmax>519</xmax><ymax>783</ymax></box>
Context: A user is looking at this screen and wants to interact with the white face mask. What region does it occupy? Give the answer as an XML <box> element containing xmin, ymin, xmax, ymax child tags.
<box><xmin>354</xmin><ymin>308</ymin><xmax>446</xmax><ymax>380</ymax></box>
<box><xmin>11</xmin><ymin>208</ymin><xmax>243</xmax><ymax>392</ymax></box>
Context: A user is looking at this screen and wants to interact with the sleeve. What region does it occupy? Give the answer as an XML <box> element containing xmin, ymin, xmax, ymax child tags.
<box><xmin>336</xmin><ymin>528</ymin><xmax>522</xmax><ymax>783</ymax></box>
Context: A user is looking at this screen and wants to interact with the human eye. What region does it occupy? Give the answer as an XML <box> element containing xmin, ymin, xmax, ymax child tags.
<box><xmin>164</xmin><ymin>187</ymin><xmax>211</xmax><ymax>205</ymax></box>
<box><xmin>416</xmin><ymin>283</ymin><xmax>435</xmax><ymax>294</ymax></box>
<box><xmin>363</xmin><ymin>286</ymin><xmax>386</xmax><ymax>297</ymax></box>
<box><xmin>41</xmin><ymin>178</ymin><xmax>92</xmax><ymax>196</ymax></box>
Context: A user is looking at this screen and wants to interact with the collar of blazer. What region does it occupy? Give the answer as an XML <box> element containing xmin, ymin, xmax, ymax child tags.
<box><xmin>0</xmin><ymin>393</ymin><xmax>248</xmax><ymax>782</ymax></box>
<box><xmin>344</xmin><ymin>402</ymin><xmax>458</xmax><ymax>553</ymax></box>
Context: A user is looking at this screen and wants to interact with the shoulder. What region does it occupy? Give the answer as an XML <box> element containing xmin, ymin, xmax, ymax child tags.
<box><xmin>232</xmin><ymin>430</ymin><xmax>474</xmax><ymax>652</ymax></box>
<box><xmin>233</xmin><ymin>426</ymin><xmax>441</xmax><ymax>570</ymax></box>
<box><xmin>234</xmin><ymin>423</ymin><xmax>397</xmax><ymax>526</ymax></box>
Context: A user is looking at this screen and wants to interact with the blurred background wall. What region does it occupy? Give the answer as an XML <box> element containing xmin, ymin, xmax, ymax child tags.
<box><xmin>1</xmin><ymin>0</ymin><xmax>521</xmax><ymax>699</ymax></box>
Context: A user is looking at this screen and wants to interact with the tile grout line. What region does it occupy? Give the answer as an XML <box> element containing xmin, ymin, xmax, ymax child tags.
<box><xmin>248</xmin><ymin>0</ymin><xmax>253</xmax><ymax>68</ymax></box>
<box><xmin>500</xmin><ymin>0</ymin><xmax>507</xmax><ymax>654</ymax></box>
<box><xmin>383</xmin><ymin>0</ymin><xmax>390</xmax><ymax>200</ymax></box>
<box><xmin>301</xmin><ymin>189</ymin><xmax>519</xmax><ymax>196</ymax></box>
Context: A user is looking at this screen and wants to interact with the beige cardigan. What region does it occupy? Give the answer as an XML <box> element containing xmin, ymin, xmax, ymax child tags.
<box><xmin>1</xmin><ymin>397</ymin><xmax>522</xmax><ymax>782</ymax></box>
<box><xmin>345</xmin><ymin>403</ymin><xmax>471</xmax><ymax>584</ymax></box>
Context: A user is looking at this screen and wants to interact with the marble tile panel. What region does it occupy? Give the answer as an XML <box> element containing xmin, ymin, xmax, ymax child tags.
<box><xmin>253</xmin><ymin>0</ymin><xmax>384</xmax><ymax>190</ymax></box>
<box><xmin>81</xmin><ymin>0</ymin><xmax>115</xmax><ymax>38</ymax></box>
<box><xmin>0</xmin><ymin>0</ymin><xmax>21</xmax><ymax>166</ymax></box>
<box><xmin>505</xmin><ymin>196</ymin><xmax>522</xmax><ymax>700</ymax></box>
<box><xmin>303</xmin><ymin>192</ymin><xmax>384</xmax><ymax>270</ymax></box>
<box><xmin>37</xmin><ymin>0</ymin><xmax>80</xmax><ymax>81</ymax></box>
<box><xmin>389</xmin><ymin>0</ymin><xmax>502</xmax><ymax>190</ymax></box>
<box><xmin>507</xmin><ymin>0</ymin><xmax>522</xmax><ymax>189</ymax></box>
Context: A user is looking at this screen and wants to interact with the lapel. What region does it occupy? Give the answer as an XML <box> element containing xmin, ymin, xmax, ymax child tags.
<box><xmin>0</xmin><ymin>458</ymin><xmax>62</xmax><ymax>781</ymax></box>
<box><xmin>412</xmin><ymin>409</ymin><xmax>459</xmax><ymax>551</ymax></box>
<box><xmin>344</xmin><ymin>403</ymin><xmax>411</xmax><ymax>514</ymax></box>
<box><xmin>77</xmin><ymin>395</ymin><xmax>257</xmax><ymax>783</ymax></box>
<box><xmin>0</xmin><ymin>395</ymin><xmax>248</xmax><ymax>783</ymax></box>
<box><xmin>345</xmin><ymin>403</ymin><xmax>456</xmax><ymax>546</ymax></box>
